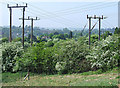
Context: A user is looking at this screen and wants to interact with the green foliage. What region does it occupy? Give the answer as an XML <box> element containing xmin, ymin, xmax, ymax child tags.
<box><xmin>21</xmin><ymin>42</ymin><xmax>56</xmax><ymax>74</ymax></box>
<box><xmin>24</xmin><ymin>37</ymin><xmax>29</xmax><ymax>42</ymax></box>
<box><xmin>54</xmin><ymin>39</ymin><xmax>91</xmax><ymax>74</ymax></box>
<box><xmin>101</xmin><ymin>31</ymin><xmax>112</xmax><ymax>39</ymax></box>
<box><xmin>20</xmin><ymin>37</ymin><xmax>91</xmax><ymax>74</ymax></box>
<box><xmin>2</xmin><ymin>42</ymin><xmax>24</xmax><ymax>72</ymax></box>
<box><xmin>0</xmin><ymin>37</ymin><xmax>8</xmax><ymax>43</ymax></box>
<box><xmin>52</xmin><ymin>34</ymin><xmax>65</xmax><ymax>40</ymax></box>
<box><xmin>28</xmin><ymin>34</ymin><xmax>37</xmax><ymax>42</ymax></box>
<box><xmin>53</xmin><ymin>38</ymin><xmax>59</xmax><ymax>43</ymax></box>
<box><xmin>45</xmin><ymin>39</ymin><xmax>54</xmax><ymax>47</ymax></box>
<box><xmin>49</xmin><ymin>33</ymin><xmax>54</xmax><ymax>39</ymax></box>
<box><xmin>2</xmin><ymin>27</ymin><xmax>119</xmax><ymax>75</ymax></box>
<box><xmin>13</xmin><ymin>37</ymin><xmax>21</xmax><ymax>42</ymax></box>
<box><xmin>91</xmin><ymin>34</ymin><xmax>99</xmax><ymax>43</ymax></box>
<box><xmin>80</xmin><ymin>69</ymin><xmax>103</xmax><ymax>75</ymax></box>
<box><xmin>114</xmin><ymin>27</ymin><xmax>120</xmax><ymax>34</ymax></box>
<box><xmin>55</xmin><ymin>62</ymin><xmax>66</xmax><ymax>74</ymax></box>
<box><xmin>85</xmin><ymin>34</ymin><xmax>99</xmax><ymax>45</ymax></box>
<box><xmin>64</xmin><ymin>33</ymin><xmax>69</xmax><ymax>38</ymax></box>
<box><xmin>86</xmin><ymin>35</ymin><xmax>120</xmax><ymax>71</ymax></box>
<box><xmin>53</xmin><ymin>32</ymin><xmax>59</xmax><ymax>35</ymax></box>
<box><xmin>69</xmin><ymin>31</ymin><xmax>73</xmax><ymax>38</ymax></box>
<box><xmin>2</xmin><ymin>72</ymin><xmax>21</xmax><ymax>83</ymax></box>
<box><xmin>2</xmin><ymin>41</ymin><xmax>30</xmax><ymax>72</ymax></box>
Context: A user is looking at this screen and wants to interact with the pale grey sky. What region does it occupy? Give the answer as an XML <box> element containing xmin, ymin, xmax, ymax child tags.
<box><xmin>0</xmin><ymin>0</ymin><xmax>118</xmax><ymax>29</ymax></box>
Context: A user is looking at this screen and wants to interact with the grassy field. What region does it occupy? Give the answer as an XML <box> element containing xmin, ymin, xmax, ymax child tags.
<box><xmin>2</xmin><ymin>68</ymin><xmax>119</xmax><ymax>87</ymax></box>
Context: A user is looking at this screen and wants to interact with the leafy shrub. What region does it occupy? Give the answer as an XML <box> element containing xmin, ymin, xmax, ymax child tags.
<box><xmin>101</xmin><ymin>31</ymin><xmax>112</xmax><ymax>39</ymax></box>
<box><xmin>21</xmin><ymin>42</ymin><xmax>57</xmax><ymax>74</ymax></box>
<box><xmin>114</xmin><ymin>27</ymin><xmax>120</xmax><ymax>34</ymax></box>
<box><xmin>52</xmin><ymin>34</ymin><xmax>65</xmax><ymax>40</ymax></box>
<box><xmin>53</xmin><ymin>38</ymin><xmax>59</xmax><ymax>43</ymax></box>
<box><xmin>53</xmin><ymin>39</ymin><xmax>91</xmax><ymax>74</ymax></box>
<box><xmin>0</xmin><ymin>37</ymin><xmax>8</xmax><ymax>44</ymax></box>
<box><xmin>45</xmin><ymin>40</ymin><xmax>54</xmax><ymax>47</ymax></box>
<box><xmin>86</xmin><ymin>35</ymin><xmax>120</xmax><ymax>71</ymax></box>
<box><xmin>13</xmin><ymin>37</ymin><xmax>21</xmax><ymax>42</ymax></box>
<box><xmin>55</xmin><ymin>62</ymin><xmax>66</xmax><ymax>74</ymax></box>
<box><xmin>2</xmin><ymin>42</ymin><xmax>24</xmax><ymax>72</ymax></box>
<box><xmin>20</xmin><ymin>38</ymin><xmax>91</xmax><ymax>74</ymax></box>
<box><xmin>2</xmin><ymin>41</ymin><xmax>30</xmax><ymax>72</ymax></box>
<box><xmin>91</xmin><ymin>34</ymin><xmax>99</xmax><ymax>43</ymax></box>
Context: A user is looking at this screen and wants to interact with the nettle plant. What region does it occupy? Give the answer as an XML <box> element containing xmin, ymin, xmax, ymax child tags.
<box><xmin>86</xmin><ymin>35</ymin><xmax>119</xmax><ymax>71</ymax></box>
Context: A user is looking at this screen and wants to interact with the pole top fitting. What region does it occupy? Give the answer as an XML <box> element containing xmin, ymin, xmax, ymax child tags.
<box><xmin>102</xmin><ymin>15</ymin><xmax>103</xmax><ymax>19</ymax></box>
<box><xmin>94</xmin><ymin>15</ymin><xmax>96</xmax><ymax>19</ymax></box>
<box><xmin>87</xmin><ymin>15</ymin><xmax>88</xmax><ymax>19</ymax></box>
<box><xmin>28</xmin><ymin>16</ymin><xmax>30</xmax><ymax>19</ymax></box>
<box><xmin>7</xmin><ymin>4</ymin><xmax>9</xmax><ymax>8</ymax></box>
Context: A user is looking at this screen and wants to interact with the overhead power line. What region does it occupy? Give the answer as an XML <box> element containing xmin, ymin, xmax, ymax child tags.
<box><xmin>26</xmin><ymin>2</ymin><xmax>116</xmax><ymax>18</ymax></box>
<box><xmin>53</xmin><ymin>2</ymin><xmax>116</xmax><ymax>14</ymax></box>
<box><xmin>10</xmin><ymin>0</ymin><xmax>117</xmax><ymax>28</ymax></box>
<box><xmin>25</xmin><ymin>8</ymin><xmax>81</xmax><ymax>28</ymax></box>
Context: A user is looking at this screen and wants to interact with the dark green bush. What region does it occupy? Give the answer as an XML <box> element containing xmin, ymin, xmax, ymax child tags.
<box><xmin>21</xmin><ymin>42</ymin><xmax>57</xmax><ymax>74</ymax></box>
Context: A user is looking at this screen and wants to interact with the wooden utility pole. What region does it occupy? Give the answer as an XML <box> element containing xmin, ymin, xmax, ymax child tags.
<box><xmin>19</xmin><ymin>16</ymin><xmax>40</xmax><ymax>46</ymax></box>
<box><xmin>87</xmin><ymin>15</ymin><xmax>92</xmax><ymax>49</ymax></box>
<box><xmin>92</xmin><ymin>15</ymin><xmax>106</xmax><ymax>40</ymax></box>
<box><xmin>94</xmin><ymin>15</ymin><xmax>103</xmax><ymax>41</ymax></box>
<box><xmin>98</xmin><ymin>15</ymin><xmax>107</xmax><ymax>40</ymax></box>
<box><xmin>7</xmin><ymin>4</ymin><xmax>27</xmax><ymax>48</ymax></box>
<box><xmin>9</xmin><ymin>7</ymin><xmax>12</xmax><ymax>42</ymax></box>
<box><xmin>99</xmin><ymin>17</ymin><xmax>101</xmax><ymax>40</ymax></box>
<box><xmin>31</xmin><ymin>18</ymin><xmax>33</xmax><ymax>46</ymax></box>
<box><xmin>23</xmin><ymin>7</ymin><xmax>25</xmax><ymax>48</ymax></box>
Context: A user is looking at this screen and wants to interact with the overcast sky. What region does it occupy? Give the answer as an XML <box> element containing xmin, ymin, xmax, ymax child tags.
<box><xmin>0</xmin><ymin>0</ymin><xmax>119</xmax><ymax>29</ymax></box>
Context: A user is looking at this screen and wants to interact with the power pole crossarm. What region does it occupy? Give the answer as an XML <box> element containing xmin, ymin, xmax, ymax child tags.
<box><xmin>7</xmin><ymin>3</ymin><xmax>27</xmax><ymax>8</ymax></box>
<box><xmin>87</xmin><ymin>15</ymin><xmax>92</xmax><ymax>49</ymax></box>
<box><xmin>9</xmin><ymin>7</ymin><xmax>12</xmax><ymax>42</ymax></box>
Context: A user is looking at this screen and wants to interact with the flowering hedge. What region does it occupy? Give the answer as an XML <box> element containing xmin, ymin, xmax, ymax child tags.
<box><xmin>86</xmin><ymin>35</ymin><xmax>120</xmax><ymax>71</ymax></box>
<box><xmin>2</xmin><ymin>42</ymin><xmax>30</xmax><ymax>72</ymax></box>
